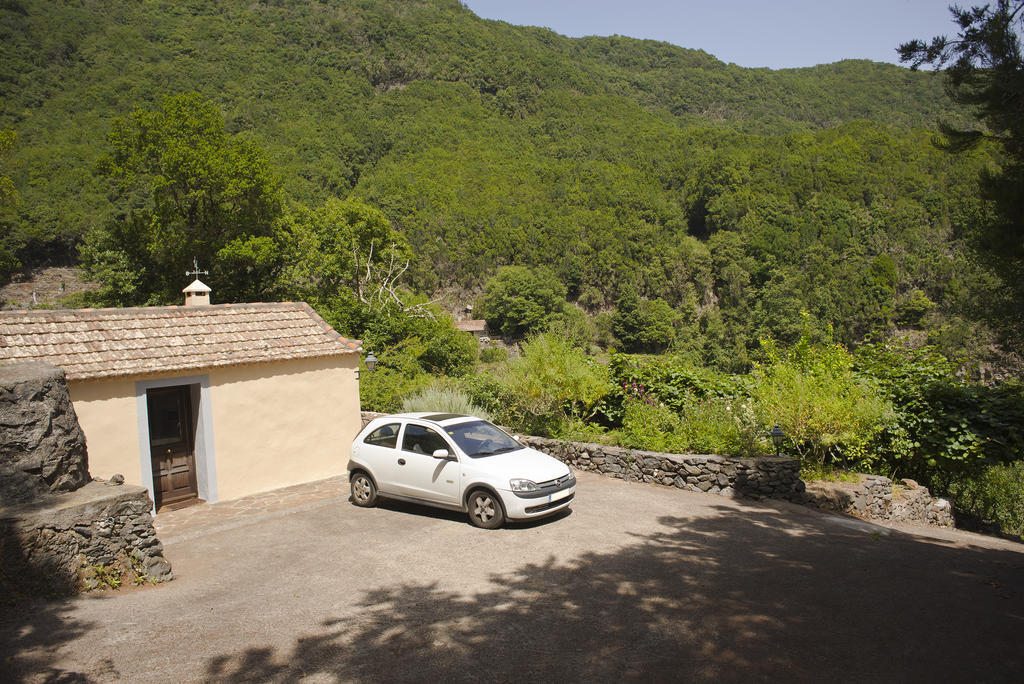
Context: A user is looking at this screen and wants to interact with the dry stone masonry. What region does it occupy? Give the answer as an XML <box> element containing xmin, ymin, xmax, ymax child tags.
<box><xmin>803</xmin><ymin>475</ymin><xmax>954</xmax><ymax>527</ymax></box>
<box><xmin>0</xmin><ymin>362</ymin><xmax>172</xmax><ymax>598</ymax></box>
<box><xmin>516</xmin><ymin>435</ymin><xmax>805</xmax><ymax>501</ymax></box>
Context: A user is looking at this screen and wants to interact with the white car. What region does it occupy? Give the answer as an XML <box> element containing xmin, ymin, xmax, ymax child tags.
<box><xmin>348</xmin><ymin>413</ymin><xmax>576</xmax><ymax>528</ymax></box>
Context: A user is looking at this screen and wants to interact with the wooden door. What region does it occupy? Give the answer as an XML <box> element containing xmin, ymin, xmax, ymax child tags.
<box><xmin>148</xmin><ymin>386</ymin><xmax>198</xmax><ymax>510</ymax></box>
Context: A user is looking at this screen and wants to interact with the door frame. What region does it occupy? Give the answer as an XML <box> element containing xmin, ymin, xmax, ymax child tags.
<box><xmin>135</xmin><ymin>375</ymin><xmax>218</xmax><ymax>512</ymax></box>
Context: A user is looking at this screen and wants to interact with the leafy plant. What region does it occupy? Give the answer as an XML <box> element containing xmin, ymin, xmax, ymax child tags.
<box><xmin>479</xmin><ymin>345</ymin><xmax>509</xmax><ymax>364</ymax></box>
<box><xmin>751</xmin><ymin>328</ymin><xmax>892</xmax><ymax>468</ymax></box>
<box><xmin>470</xmin><ymin>332</ymin><xmax>613</xmax><ymax>436</ymax></box>
<box><xmin>932</xmin><ymin>462</ymin><xmax>1024</xmax><ymax>539</ymax></box>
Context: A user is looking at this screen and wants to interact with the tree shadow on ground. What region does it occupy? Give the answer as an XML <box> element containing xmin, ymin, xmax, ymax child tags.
<box><xmin>0</xmin><ymin>593</ymin><xmax>107</xmax><ymax>683</ymax></box>
<box><xmin>205</xmin><ymin>504</ymin><xmax>1024</xmax><ymax>683</ymax></box>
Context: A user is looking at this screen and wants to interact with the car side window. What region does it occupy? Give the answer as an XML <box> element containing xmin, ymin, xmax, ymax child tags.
<box><xmin>364</xmin><ymin>423</ymin><xmax>400</xmax><ymax>448</ymax></box>
<box><xmin>401</xmin><ymin>424</ymin><xmax>450</xmax><ymax>455</ymax></box>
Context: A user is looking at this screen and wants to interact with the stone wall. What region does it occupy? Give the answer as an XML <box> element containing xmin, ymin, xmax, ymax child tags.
<box><xmin>803</xmin><ymin>475</ymin><xmax>954</xmax><ymax>527</ymax></box>
<box><xmin>0</xmin><ymin>362</ymin><xmax>172</xmax><ymax>597</ymax></box>
<box><xmin>1</xmin><ymin>481</ymin><xmax>173</xmax><ymax>598</ymax></box>
<box><xmin>517</xmin><ymin>435</ymin><xmax>805</xmax><ymax>501</ymax></box>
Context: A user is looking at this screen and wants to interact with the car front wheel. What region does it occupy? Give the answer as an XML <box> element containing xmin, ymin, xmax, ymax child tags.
<box><xmin>467</xmin><ymin>489</ymin><xmax>505</xmax><ymax>529</ymax></box>
<box><xmin>350</xmin><ymin>472</ymin><xmax>377</xmax><ymax>507</ymax></box>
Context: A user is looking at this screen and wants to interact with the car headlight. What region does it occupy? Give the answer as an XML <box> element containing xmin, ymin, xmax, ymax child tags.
<box><xmin>509</xmin><ymin>478</ymin><xmax>540</xmax><ymax>492</ymax></box>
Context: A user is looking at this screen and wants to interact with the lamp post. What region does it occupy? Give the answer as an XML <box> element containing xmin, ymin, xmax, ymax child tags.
<box><xmin>357</xmin><ymin>351</ymin><xmax>377</xmax><ymax>379</ymax></box>
<box><xmin>770</xmin><ymin>424</ymin><xmax>786</xmax><ymax>458</ymax></box>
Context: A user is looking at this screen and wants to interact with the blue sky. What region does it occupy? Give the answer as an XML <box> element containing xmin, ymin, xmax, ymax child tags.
<box><xmin>460</xmin><ymin>1</ymin><xmax>958</xmax><ymax>70</ymax></box>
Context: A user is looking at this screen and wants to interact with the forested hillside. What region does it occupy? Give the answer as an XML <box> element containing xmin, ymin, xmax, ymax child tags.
<box><xmin>0</xmin><ymin>0</ymin><xmax>1011</xmax><ymax>367</ymax></box>
<box><xmin>2</xmin><ymin>0</ymin><xmax>1022</xmax><ymax>537</ymax></box>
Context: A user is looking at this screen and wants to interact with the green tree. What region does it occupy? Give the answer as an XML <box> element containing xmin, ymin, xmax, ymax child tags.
<box><xmin>482</xmin><ymin>266</ymin><xmax>567</xmax><ymax>338</ymax></box>
<box><xmin>277</xmin><ymin>197</ymin><xmax>412</xmax><ymax>335</ymax></box>
<box><xmin>0</xmin><ymin>129</ymin><xmax>19</xmax><ymax>280</ymax></box>
<box><xmin>83</xmin><ymin>93</ymin><xmax>284</xmax><ymax>304</ymax></box>
<box><xmin>900</xmin><ymin>1</ymin><xmax>1024</xmax><ymax>342</ymax></box>
<box><xmin>612</xmin><ymin>285</ymin><xmax>678</xmax><ymax>353</ymax></box>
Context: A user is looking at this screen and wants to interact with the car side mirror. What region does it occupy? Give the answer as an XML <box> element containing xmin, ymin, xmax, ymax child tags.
<box><xmin>432</xmin><ymin>449</ymin><xmax>451</xmax><ymax>460</ymax></box>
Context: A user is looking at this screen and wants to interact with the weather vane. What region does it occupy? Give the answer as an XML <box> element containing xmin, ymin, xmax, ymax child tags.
<box><xmin>185</xmin><ymin>257</ymin><xmax>209</xmax><ymax>280</ymax></box>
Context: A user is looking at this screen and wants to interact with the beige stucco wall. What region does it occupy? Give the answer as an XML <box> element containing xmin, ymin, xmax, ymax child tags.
<box><xmin>66</xmin><ymin>354</ymin><xmax>361</xmax><ymax>505</ymax></box>
<box><xmin>208</xmin><ymin>355</ymin><xmax>360</xmax><ymax>501</ymax></box>
<box><xmin>68</xmin><ymin>377</ymin><xmax>143</xmax><ymax>485</ymax></box>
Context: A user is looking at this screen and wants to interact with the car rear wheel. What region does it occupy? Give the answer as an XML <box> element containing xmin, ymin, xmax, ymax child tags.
<box><xmin>350</xmin><ymin>472</ymin><xmax>377</xmax><ymax>507</ymax></box>
<box><xmin>467</xmin><ymin>489</ymin><xmax>505</xmax><ymax>529</ymax></box>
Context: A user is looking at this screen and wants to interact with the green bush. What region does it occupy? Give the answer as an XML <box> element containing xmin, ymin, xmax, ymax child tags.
<box><xmin>933</xmin><ymin>462</ymin><xmax>1024</xmax><ymax>539</ymax></box>
<box><xmin>358</xmin><ymin>339</ymin><xmax>433</xmax><ymax>413</ymax></box>
<box><xmin>478</xmin><ymin>345</ymin><xmax>509</xmax><ymax>364</ymax></box>
<box><xmin>751</xmin><ymin>332</ymin><xmax>892</xmax><ymax>469</ymax></box>
<box><xmin>855</xmin><ymin>341</ymin><xmax>1024</xmax><ymax>476</ymax></box>
<box><xmin>679</xmin><ymin>396</ymin><xmax>765</xmax><ymax>457</ymax></box>
<box><xmin>619</xmin><ymin>399</ymin><xmax>687</xmax><ymax>453</ymax></box>
<box><xmin>401</xmin><ymin>382</ymin><xmax>492</xmax><ymax>420</ymax></box>
<box><xmin>468</xmin><ymin>332</ymin><xmax>613</xmax><ymax>436</ymax></box>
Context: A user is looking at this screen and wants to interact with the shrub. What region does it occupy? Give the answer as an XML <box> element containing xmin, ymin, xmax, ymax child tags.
<box><xmin>751</xmin><ymin>333</ymin><xmax>892</xmax><ymax>469</ymax></box>
<box><xmin>401</xmin><ymin>382</ymin><xmax>492</xmax><ymax>420</ymax></box>
<box><xmin>478</xmin><ymin>345</ymin><xmax>508</xmax><ymax>364</ymax></box>
<box><xmin>679</xmin><ymin>396</ymin><xmax>765</xmax><ymax>457</ymax></box>
<box><xmin>473</xmin><ymin>332</ymin><xmax>613</xmax><ymax>436</ymax></box>
<box><xmin>932</xmin><ymin>462</ymin><xmax>1024</xmax><ymax>539</ymax></box>
<box><xmin>855</xmin><ymin>341</ymin><xmax>1024</xmax><ymax>476</ymax></box>
<box><xmin>619</xmin><ymin>399</ymin><xmax>687</xmax><ymax>453</ymax></box>
<box><xmin>358</xmin><ymin>339</ymin><xmax>433</xmax><ymax>413</ymax></box>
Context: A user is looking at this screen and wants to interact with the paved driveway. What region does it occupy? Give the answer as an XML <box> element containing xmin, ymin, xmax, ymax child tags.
<box><xmin>2</xmin><ymin>471</ymin><xmax>1022</xmax><ymax>683</ymax></box>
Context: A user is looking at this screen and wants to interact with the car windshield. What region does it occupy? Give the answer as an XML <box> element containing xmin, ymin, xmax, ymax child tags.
<box><xmin>444</xmin><ymin>420</ymin><xmax>522</xmax><ymax>458</ymax></box>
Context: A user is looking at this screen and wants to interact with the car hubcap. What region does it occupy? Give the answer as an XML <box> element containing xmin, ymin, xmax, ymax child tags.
<box><xmin>354</xmin><ymin>478</ymin><xmax>369</xmax><ymax>501</ymax></box>
<box><xmin>474</xmin><ymin>495</ymin><xmax>494</xmax><ymax>521</ymax></box>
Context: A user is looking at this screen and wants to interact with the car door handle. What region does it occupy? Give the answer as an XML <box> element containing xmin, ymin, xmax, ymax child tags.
<box><xmin>398</xmin><ymin>458</ymin><xmax>406</xmax><ymax>466</ymax></box>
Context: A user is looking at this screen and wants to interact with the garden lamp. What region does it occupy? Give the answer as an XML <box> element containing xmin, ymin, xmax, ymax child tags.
<box><xmin>770</xmin><ymin>424</ymin><xmax>786</xmax><ymax>457</ymax></box>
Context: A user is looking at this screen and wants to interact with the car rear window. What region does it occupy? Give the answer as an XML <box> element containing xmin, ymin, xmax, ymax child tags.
<box><xmin>364</xmin><ymin>423</ymin><xmax>400</xmax><ymax>448</ymax></box>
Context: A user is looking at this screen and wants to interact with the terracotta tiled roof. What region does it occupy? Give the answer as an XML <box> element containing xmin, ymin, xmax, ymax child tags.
<box><xmin>455</xmin><ymin>320</ymin><xmax>487</xmax><ymax>333</ymax></box>
<box><xmin>0</xmin><ymin>302</ymin><xmax>361</xmax><ymax>381</ymax></box>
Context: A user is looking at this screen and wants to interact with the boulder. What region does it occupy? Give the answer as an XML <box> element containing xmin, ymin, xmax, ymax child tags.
<box><xmin>0</xmin><ymin>363</ymin><xmax>89</xmax><ymax>504</ymax></box>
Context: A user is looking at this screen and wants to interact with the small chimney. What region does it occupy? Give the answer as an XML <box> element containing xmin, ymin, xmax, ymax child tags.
<box><xmin>183</xmin><ymin>279</ymin><xmax>212</xmax><ymax>306</ymax></box>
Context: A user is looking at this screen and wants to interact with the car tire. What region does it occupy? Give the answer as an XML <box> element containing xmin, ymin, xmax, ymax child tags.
<box><xmin>467</xmin><ymin>489</ymin><xmax>505</xmax><ymax>529</ymax></box>
<box><xmin>350</xmin><ymin>471</ymin><xmax>378</xmax><ymax>507</ymax></box>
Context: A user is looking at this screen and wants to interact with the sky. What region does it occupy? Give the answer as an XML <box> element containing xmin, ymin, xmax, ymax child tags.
<box><xmin>460</xmin><ymin>1</ymin><xmax>960</xmax><ymax>70</ymax></box>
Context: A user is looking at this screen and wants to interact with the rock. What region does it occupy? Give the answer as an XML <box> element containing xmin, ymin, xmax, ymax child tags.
<box><xmin>0</xmin><ymin>363</ymin><xmax>89</xmax><ymax>504</ymax></box>
<box><xmin>107</xmin><ymin>474</ymin><xmax>125</xmax><ymax>486</ymax></box>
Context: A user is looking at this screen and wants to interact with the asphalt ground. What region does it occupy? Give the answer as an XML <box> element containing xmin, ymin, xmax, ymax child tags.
<box><xmin>1</xmin><ymin>470</ymin><xmax>1022</xmax><ymax>683</ymax></box>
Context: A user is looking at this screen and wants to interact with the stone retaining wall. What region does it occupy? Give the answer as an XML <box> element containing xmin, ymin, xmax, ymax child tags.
<box><xmin>1</xmin><ymin>481</ymin><xmax>174</xmax><ymax>597</ymax></box>
<box><xmin>516</xmin><ymin>435</ymin><xmax>804</xmax><ymax>501</ymax></box>
<box><xmin>803</xmin><ymin>475</ymin><xmax>954</xmax><ymax>527</ymax></box>
<box><xmin>0</xmin><ymin>362</ymin><xmax>173</xmax><ymax>597</ymax></box>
